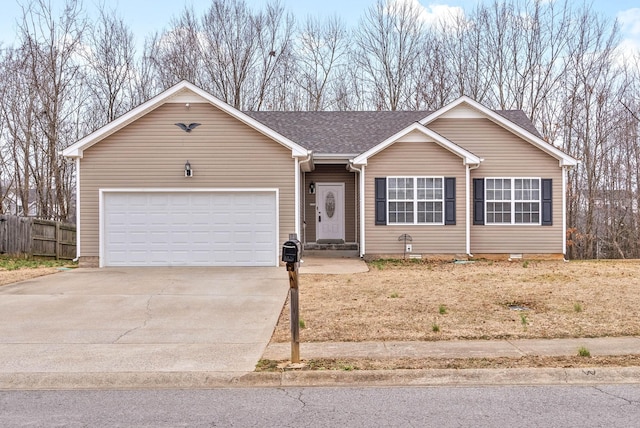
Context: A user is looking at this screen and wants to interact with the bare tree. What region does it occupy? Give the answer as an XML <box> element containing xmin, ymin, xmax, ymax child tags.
<box><xmin>14</xmin><ymin>0</ymin><xmax>87</xmax><ymax>221</ymax></box>
<box><xmin>248</xmin><ymin>0</ymin><xmax>295</xmax><ymax>111</ymax></box>
<box><xmin>197</xmin><ymin>0</ymin><xmax>258</xmax><ymax>108</ymax></box>
<box><xmin>84</xmin><ymin>6</ymin><xmax>137</xmax><ymax>124</ymax></box>
<box><xmin>146</xmin><ymin>7</ymin><xmax>202</xmax><ymax>89</ymax></box>
<box><xmin>294</xmin><ymin>15</ymin><xmax>349</xmax><ymax>110</ymax></box>
<box><xmin>354</xmin><ymin>0</ymin><xmax>426</xmax><ymax>110</ymax></box>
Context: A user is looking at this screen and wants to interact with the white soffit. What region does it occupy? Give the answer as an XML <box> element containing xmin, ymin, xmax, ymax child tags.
<box><xmin>437</xmin><ymin>104</ymin><xmax>485</xmax><ymax>119</ymax></box>
<box><xmin>167</xmin><ymin>89</ymin><xmax>210</xmax><ymax>104</ymax></box>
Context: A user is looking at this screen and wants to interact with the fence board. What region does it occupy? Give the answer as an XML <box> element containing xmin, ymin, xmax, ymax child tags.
<box><xmin>0</xmin><ymin>215</ymin><xmax>76</xmax><ymax>260</ymax></box>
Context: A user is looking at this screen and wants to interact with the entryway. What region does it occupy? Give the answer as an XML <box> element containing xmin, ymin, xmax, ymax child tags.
<box><xmin>315</xmin><ymin>183</ymin><xmax>345</xmax><ymax>242</ymax></box>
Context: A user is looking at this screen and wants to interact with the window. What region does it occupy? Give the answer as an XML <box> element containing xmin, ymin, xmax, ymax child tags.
<box><xmin>388</xmin><ymin>177</ymin><xmax>443</xmax><ymax>224</ymax></box>
<box><xmin>485</xmin><ymin>178</ymin><xmax>540</xmax><ymax>225</ymax></box>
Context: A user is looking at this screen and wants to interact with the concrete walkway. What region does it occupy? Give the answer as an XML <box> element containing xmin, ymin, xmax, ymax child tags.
<box><xmin>299</xmin><ymin>256</ymin><xmax>369</xmax><ymax>274</ymax></box>
<box><xmin>263</xmin><ymin>337</ymin><xmax>640</xmax><ymax>360</ymax></box>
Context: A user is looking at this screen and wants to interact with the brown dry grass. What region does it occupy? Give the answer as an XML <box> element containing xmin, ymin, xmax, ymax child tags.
<box><xmin>0</xmin><ymin>267</ymin><xmax>60</xmax><ymax>287</ymax></box>
<box><xmin>272</xmin><ymin>259</ymin><xmax>640</xmax><ymax>343</ymax></box>
<box><xmin>256</xmin><ymin>355</ymin><xmax>640</xmax><ymax>371</ymax></box>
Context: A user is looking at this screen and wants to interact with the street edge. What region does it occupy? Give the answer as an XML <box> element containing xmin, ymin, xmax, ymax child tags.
<box><xmin>1</xmin><ymin>367</ymin><xmax>639</xmax><ymax>390</ymax></box>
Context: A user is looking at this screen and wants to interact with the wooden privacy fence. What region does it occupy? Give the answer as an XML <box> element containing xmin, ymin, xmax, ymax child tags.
<box><xmin>0</xmin><ymin>215</ymin><xmax>77</xmax><ymax>260</ymax></box>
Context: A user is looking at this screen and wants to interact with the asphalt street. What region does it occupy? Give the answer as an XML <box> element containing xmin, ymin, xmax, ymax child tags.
<box><xmin>1</xmin><ymin>385</ymin><xmax>639</xmax><ymax>427</ymax></box>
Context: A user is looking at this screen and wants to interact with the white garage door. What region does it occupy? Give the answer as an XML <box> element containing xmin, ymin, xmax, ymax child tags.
<box><xmin>103</xmin><ymin>191</ymin><xmax>277</xmax><ymax>267</ymax></box>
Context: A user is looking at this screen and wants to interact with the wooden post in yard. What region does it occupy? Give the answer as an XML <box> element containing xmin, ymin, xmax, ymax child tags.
<box><xmin>287</xmin><ymin>260</ymin><xmax>300</xmax><ymax>363</ymax></box>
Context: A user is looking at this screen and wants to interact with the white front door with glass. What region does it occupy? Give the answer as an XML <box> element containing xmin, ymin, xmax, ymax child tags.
<box><xmin>316</xmin><ymin>183</ymin><xmax>345</xmax><ymax>241</ymax></box>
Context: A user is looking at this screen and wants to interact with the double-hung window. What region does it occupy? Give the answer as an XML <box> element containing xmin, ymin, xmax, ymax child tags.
<box><xmin>388</xmin><ymin>177</ymin><xmax>443</xmax><ymax>225</ymax></box>
<box><xmin>485</xmin><ymin>178</ymin><xmax>540</xmax><ymax>225</ymax></box>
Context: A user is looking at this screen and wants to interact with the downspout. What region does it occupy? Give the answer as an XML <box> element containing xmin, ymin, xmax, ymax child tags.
<box><xmin>74</xmin><ymin>156</ymin><xmax>81</xmax><ymax>262</ymax></box>
<box><xmin>466</xmin><ymin>162</ymin><xmax>481</xmax><ymax>257</ymax></box>
<box><xmin>294</xmin><ymin>157</ymin><xmax>300</xmax><ymax>239</ymax></box>
<box><xmin>562</xmin><ymin>165</ymin><xmax>568</xmax><ymax>257</ymax></box>
<box><xmin>348</xmin><ymin>162</ymin><xmax>365</xmax><ymax>258</ymax></box>
<box><xmin>296</xmin><ymin>151</ymin><xmax>313</xmax><ymax>242</ymax></box>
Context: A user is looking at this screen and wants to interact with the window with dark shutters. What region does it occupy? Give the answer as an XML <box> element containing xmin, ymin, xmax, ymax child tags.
<box><xmin>375</xmin><ymin>177</ymin><xmax>387</xmax><ymax>225</ymax></box>
<box><xmin>444</xmin><ymin>177</ymin><xmax>456</xmax><ymax>225</ymax></box>
<box><xmin>541</xmin><ymin>178</ymin><xmax>552</xmax><ymax>226</ymax></box>
<box><xmin>473</xmin><ymin>178</ymin><xmax>485</xmax><ymax>225</ymax></box>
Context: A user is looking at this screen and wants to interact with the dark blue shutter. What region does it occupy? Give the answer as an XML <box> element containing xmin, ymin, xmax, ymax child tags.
<box><xmin>541</xmin><ymin>178</ymin><xmax>552</xmax><ymax>226</ymax></box>
<box><xmin>375</xmin><ymin>178</ymin><xmax>386</xmax><ymax>225</ymax></box>
<box><xmin>444</xmin><ymin>177</ymin><xmax>456</xmax><ymax>225</ymax></box>
<box><xmin>473</xmin><ymin>178</ymin><xmax>485</xmax><ymax>225</ymax></box>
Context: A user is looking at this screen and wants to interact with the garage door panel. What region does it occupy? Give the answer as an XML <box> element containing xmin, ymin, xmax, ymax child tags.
<box><xmin>104</xmin><ymin>191</ymin><xmax>277</xmax><ymax>267</ymax></box>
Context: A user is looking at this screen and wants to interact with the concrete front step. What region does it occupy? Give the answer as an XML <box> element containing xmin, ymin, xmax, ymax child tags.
<box><xmin>303</xmin><ymin>249</ymin><xmax>360</xmax><ymax>258</ymax></box>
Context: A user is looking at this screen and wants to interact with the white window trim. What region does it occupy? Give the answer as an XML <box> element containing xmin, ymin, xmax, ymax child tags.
<box><xmin>387</xmin><ymin>176</ymin><xmax>445</xmax><ymax>225</ymax></box>
<box><xmin>485</xmin><ymin>177</ymin><xmax>542</xmax><ymax>226</ymax></box>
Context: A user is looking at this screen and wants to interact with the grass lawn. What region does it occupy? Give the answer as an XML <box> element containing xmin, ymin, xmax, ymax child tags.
<box><xmin>271</xmin><ymin>259</ymin><xmax>640</xmax><ymax>342</ymax></box>
<box><xmin>261</xmin><ymin>259</ymin><xmax>640</xmax><ymax>370</ymax></box>
<box><xmin>0</xmin><ymin>257</ymin><xmax>75</xmax><ymax>287</ymax></box>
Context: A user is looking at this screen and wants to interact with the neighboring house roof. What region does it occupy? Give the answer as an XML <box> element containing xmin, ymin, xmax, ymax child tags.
<box><xmin>62</xmin><ymin>81</ymin><xmax>309</xmax><ymax>159</ymax></box>
<box><xmin>245</xmin><ymin>109</ymin><xmax>543</xmax><ymax>156</ymax></box>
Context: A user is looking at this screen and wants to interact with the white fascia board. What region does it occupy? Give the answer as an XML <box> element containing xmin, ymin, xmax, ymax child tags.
<box><xmin>420</xmin><ymin>96</ymin><xmax>578</xmax><ymax>168</ymax></box>
<box><xmin>62</xmin><ymin>80</ymin><xmax>309</xmax><ymax>159</ymax></box>
<box><xmin>352</xmin><ymin>122</ymin><xmax>481</xmax><ymax>166</ymax></box>
<box><xmin>313</xmin><ymin>153</ymin><xmax>359</xmax><ymax>164</ymax></box>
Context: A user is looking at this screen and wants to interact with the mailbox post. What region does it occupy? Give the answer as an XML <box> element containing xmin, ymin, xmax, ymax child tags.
<box><xmin>282</xmin><ymin>238</ymin><xmax>301</xmax><ymax>363</ymax></box>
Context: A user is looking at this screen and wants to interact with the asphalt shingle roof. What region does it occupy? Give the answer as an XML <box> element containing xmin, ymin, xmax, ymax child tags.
<box><xmin>245</xmin><ymin>109</ymin><xmax>541</xmax><ymax>155</ymax></box>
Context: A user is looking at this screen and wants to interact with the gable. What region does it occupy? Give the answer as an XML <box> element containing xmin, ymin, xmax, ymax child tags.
<box><xmin>430</xmin><ymin>118</ymin><xmax>559</xmax><ymax>176</ymax></box>
<box><xmin>352</xmin><ymin>122</ymin><xmax>481</xmax><ymax>166</ymax></box>
<box><xmin>368</xmin><ymin>138</ymin><xmax>465</xmax><ymax>174</ymax></box>
<box><xmin>420</xmin><ymin>98</ymin><xmax>577</xmax><ymax>167</ymax></box>
<box><xmin>63</xmin><ymin>81</ymin><xmax>308</xmax><ymax>159</ymax></box>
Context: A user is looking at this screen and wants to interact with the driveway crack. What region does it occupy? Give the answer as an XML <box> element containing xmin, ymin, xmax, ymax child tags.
<box><xmin>113</xmin><ymin>294</ymin><xmax>154</xmax><ymax>343</ymax></box>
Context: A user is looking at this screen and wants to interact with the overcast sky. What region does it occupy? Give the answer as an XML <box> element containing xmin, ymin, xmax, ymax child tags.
<box><xmin>1</xmin><ymin>0</ymin><xmax>639</xmax><ymax>52</ymax></box>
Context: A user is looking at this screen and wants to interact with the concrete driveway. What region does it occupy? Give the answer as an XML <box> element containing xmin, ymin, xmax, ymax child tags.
<box><xmin>0</xmin><ymin>267</ymin><xmax>288</xmax><ymax>387</ymax></box>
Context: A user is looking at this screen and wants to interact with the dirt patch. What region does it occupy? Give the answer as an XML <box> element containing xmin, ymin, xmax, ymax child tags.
<box><xmin>0</xmin><ymin>267</ymin><xmax>61</xmax><ymax>287</ymax></box>
<box><xmin>256</xmin><ymin>355</ymin><xmax>640</xmax><ymax>372</ymax></box>
<box><xmin>272</xmin><ymin>259</ymin><xmax>640</xmax><ymax>342</ymax></box>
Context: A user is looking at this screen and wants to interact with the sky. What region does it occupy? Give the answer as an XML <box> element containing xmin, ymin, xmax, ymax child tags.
<box><xmin>0</xmin><ymin>0</ymin><xmax>639</xmax><ymax>52</ymax></box>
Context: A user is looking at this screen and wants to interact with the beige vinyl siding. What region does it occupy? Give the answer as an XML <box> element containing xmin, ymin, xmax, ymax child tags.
<box><xmin>304</xmin><ymin>165</ymin><xmax>357</xmax><ymax>243</ymax></box>
<box><xmin>430</xmin><ymin>118</ymin><xmax>564</xmax><ymax>254</ymax></box>
<box><xmin>365</xmin><ymin>140</ymin><xmax>467</xmax><ymax>254</ymax></box>
<box><xmin>79</xmin><ymin>102</ymin><xmax>295</xmax><ymax>261</ymax></box>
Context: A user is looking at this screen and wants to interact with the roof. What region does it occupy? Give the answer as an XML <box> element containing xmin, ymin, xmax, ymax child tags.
<box><xmin>245</xmin><ymin>109</ymin><xmax>542</xmax><ymax>155</ymax></box>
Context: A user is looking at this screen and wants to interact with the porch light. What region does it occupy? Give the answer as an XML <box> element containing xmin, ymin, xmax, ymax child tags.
<box><xmin>309</xmin><ymin>181</ymin><xmax>315</xmax><ymax>194</ymax></box>
<box><xmin>185</xmin><ymin>161</ymin><xmax>193</xmax><ymax>177</ymax></box>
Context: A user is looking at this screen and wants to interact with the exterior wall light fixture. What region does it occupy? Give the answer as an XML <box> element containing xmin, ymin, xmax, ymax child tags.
<box><xmin>309</xmin><ymin>181</ymin><xmax>315</xmax><ymax>194</ymax></box>
<box><xmin>185</xmin><ymin>161</ymin><xmax>193</xmax><ymax>177</ymax></box>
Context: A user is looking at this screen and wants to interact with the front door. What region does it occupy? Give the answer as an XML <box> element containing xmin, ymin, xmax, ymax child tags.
<box><xmin>316</xmin><ymin>183</ymin><xmax>345</xmax><ymax>241</ymax></box>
